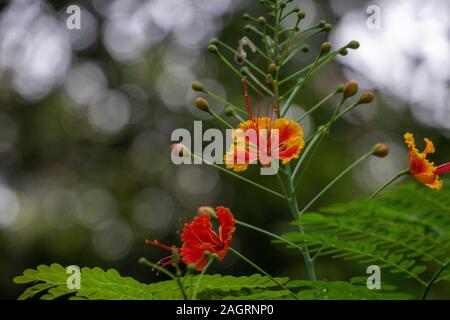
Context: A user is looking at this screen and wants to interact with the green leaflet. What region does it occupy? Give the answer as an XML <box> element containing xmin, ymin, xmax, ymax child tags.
<box><xmin>13</xmin><ymin>264</ymin><xmax>289</xmax><ymax>300</ymax></box>
<box><xmin>276</xmin><ymin>182</ymin><xmax>450</xmax><ymax>290</ymax></box>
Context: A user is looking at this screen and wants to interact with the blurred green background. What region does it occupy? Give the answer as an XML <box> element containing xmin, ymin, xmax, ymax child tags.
<box><xmin>0</xmin><ymin>0</ymin><xmax>449</xmax><ymax>299</ymax></box>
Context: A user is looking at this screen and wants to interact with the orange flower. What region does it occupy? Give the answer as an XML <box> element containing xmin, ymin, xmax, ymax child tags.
<box><xmin>224</xmin><ymin>78</ymin><xmax>304</xmax><ymax>172</ymax></box>
<box><xmin>404</xmin><ymin>132</ymin><xmax>450</xmax><ymax>189</ymax></box>
<box><xmin>225</xmin><ymin>117</ymin><xmax>304</xmax><ymax>172</ymax></box>
<box><xmin>147</xmin><ymin>206</ymin><xmax>235</xmax><ymax>271</ymax></box>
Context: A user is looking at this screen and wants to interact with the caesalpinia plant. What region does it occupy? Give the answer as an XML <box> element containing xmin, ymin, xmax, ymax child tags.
<box><xmin>13</xmin><ymin>0</ymin><xmax>450</xmax><ymax>300</ymax></box>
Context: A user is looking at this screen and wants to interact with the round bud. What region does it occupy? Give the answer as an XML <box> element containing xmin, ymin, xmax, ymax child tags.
<box><xmin>322</xmin><ymin>23</ymin><xmax>332</xmax><ymax>32</ymax></box>
<box><xmin>320</xmin><ymin>42</ymin><xmax>332</xmax><ymax>54</ymax></box>
<box><xmin>197</xmin><ymin>206</ymin><xmax>215</xmax><ymax>217</ymax></box>
<box><xmin>293</xmin><ymin>6</ymin><xmax>300</xmax><ymax>13</ymax></box>
<box><xmin>336</xmin><ymin>84</ymin><xmax>344</xmax><ymax>93</ymax></box>
<box><xmin>372</xmin><ymin>143</ymin><xmax>389</xmax><ymax>158</ymax></box>
<box><xmin>257</xmin><ymin>16</ymin><xmax>266</xmax><ymax>25</ymax></box>
<box><xmin>268</xmin><ymin>63</ymin><xmax>277</xmax><ymax>76</ymax></box>
<box><xmin>347</xmin><ymin>40</ymin><xmax>360</xmax><ymax>50</ymax></box>
<box><xmin>195</xmin><ymin>97</ymin><xmax>210</xmax><ymax>112</ymax></box>
<box><xmin>318</xmin><ymin>20</ymin><xmax>326</xmax><ymax>27</ymax></box>
<box><xmin>191</xmin><ymin>81</ymin><xmax>204</xmax><ymax>92</ymax></box>
<box><xmin>301</xmin><ymin>44</ymin><xmax>310</xmax><ymax>53</ymax></box>
<box><xmin>244</xmin><ymin>25</ymin><xmax>253</xmax><ymax>32</ymax></box>
<box><xmin>209</xmin><ymin>38</ymin><xmax>219</xmax><ymax>45</ymax></box>
<box><xmin>242</xmin><ymin>13</ymin><xmax>250</xmax><ymax>20</ymax></box>
<box><xmin>207</xmin><ymin>44</ymin><xmax>219</xmax><ymax>54</ymax></box>
<box><xmin>343</xmin><ymin>80</ymin><xmax>359</xmax><ymax>99</ymax></box>
<box><xmin>297</xmin><ymin>11</ymin><xmax>305</xmax><ymax>19</ymax></box>
<box><xmin>358</xmin><ymin>91</ymin><xmax>375</xmax><ymax>104</ymax></box>
<box><xmin>339</xmin><ymin>48</ymin><xmax>348</xmax><ymax>56</ymax></box>
<box><xmin>224</xmin><ymin>105</ymin><xmax>234</xmax><ymax>116</ymax></box>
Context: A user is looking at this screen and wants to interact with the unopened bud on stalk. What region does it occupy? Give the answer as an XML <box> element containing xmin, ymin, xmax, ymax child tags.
<box><xmin>297</xmin><ymin>11</ymin><xmax>305</xmax><ymax>19</ymax></box>
<box><xmin>191</xmin><ymin>81</ymin><xmax>204</xmax><ymax>92</ymax></box>
<box><xmin>195</xmin><ymin>97</ymin><xmax>210</xmax><ymax>112</ymax></box>
<box><xmin>322</xmin><ymin>23</ymin><xmax>332</xmax><ymax>32</ymax></box>
<box><xmin>257</xmin><ymin>16</ymin><xmax>266</xmax><ymax>25</ymax></box>
<box><xmin>209</xmin><ymin>38</ymin><xmax>219</xmax><ymax>45</ymax></box>
<box><xmin>301</xmin><ymin>44</ymin><xmax>310</xmax><ymax>52</ymax></box>
<box><xmin>347</xmin><ymin>40</ymin><xmax>360</xmax><ymax>50</ymax></box>
<box><xmin>372</xmin><ymin>143</ymin><xmax>389</xmax><ymax>158</ymax></box>
<box><xmin>242</xmin><ymin>13</ymin><xmax>250</xmax><ymax>20</ymax></box>
<box><xmin>268</xmin><ymin>63</ymin><xmax>277</xmax><ymax>76</ymax></box>
<box><xmin>339</xmin><ymin>48</ymin><xmax>348</xmax><ymax>56</ymax></box>
<box><xmin>320</xmin><ymin>42</ymin><xmax>332</xmax><ymax>54</ymax></box>
<box><xmin>197</xmin><ymin>206</ymin><xmax>215</xmax><ymax>217</ymax></box>
<box><xmin>244</xmin><ymin>25</ymin><xmax>254</xmax><ymax>32</ymax></box>
<box><xmin>293</xmin><ymin>6</ymin><xmax>300</xmax><ymax>13</ymax></box>
<box><xmin>224</xmin><ymin>105</ymin><xmax>234</xmax><ymax>116</ymax></box>
<box><xmin>318</xmin><ymin>20</ymin><xmax>326</xmax><ymax>27</ymax></box>
<box><xmin>358</xmin><ymin>91</ymin><xmax>375</xmax><ymax>104</ymax></box>
<box><xmin>171</xmin><ymin>144</ymin><xmax>190</xmax><ymax>157</ymax></box>
<box><xmin>343</xmin><ymin>80</ymin><xmax>359</xmax><ymax>99</ymax></box>
<box><xmin>336</xmin><ymin>84</ymin><xmax>344</xmax><ymax>93</ymax></box>
<box><xmin>207</xmin><ymin>44</ymin><xmax>219</xmax><ymax>54</ymax></box>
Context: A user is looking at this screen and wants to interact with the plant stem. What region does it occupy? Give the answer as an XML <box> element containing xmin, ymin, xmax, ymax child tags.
<box><xmin>422</xmin><ymin>262</ymin><xmax>449</xmax><ymax>300</ymax></box>
<box><xmin>286</xmin><ymin>164</ymin><xmax>317</xmax><ymax>281</ymax></box>
<box><xmin>191</xmin><ymin>256</ymin><xmax>216</xmax><ymax>300</ymax></box>
<box><xmin>229</xmin><ymin>247</ymin><xmax>299</xmax><ymax>300</ymax></box>
<box><xmin>370</xmin><ymin>168</ymin><xmax>410</xmax><ymax>199</ymax></box>
<box><xmin>208</xmin><ymin>109</ymin><xmax>233</xmax><ymax>129</ymax></box>
<box><xmin>235</xmin><ymin>219</ymin><xmax>304</xmax><ymax>252</ymax></box>
<box><xmin>297</xmin><ymin>89</ymin><xmax>338</xmax><ymax>122</ymax></box>
<box><xmin>190</xmin><ymin>153</ymin><xmax>286</xmax><ymax>199</ymax></box>
<box><xmin>139</xmin><ymin>257</ymin><xmax>189</xmax><ymax>300</ymax></box>
<box><xmin>300</xmin><ymin>151</ymin><xmax>373</xmax><ymax>214</ymax></box>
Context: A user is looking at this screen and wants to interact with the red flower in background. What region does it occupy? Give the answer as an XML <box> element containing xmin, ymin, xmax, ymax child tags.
<box><xmin>147</xmin><ymin>206</ymin><xmax>235</xmax><ymax>271</ymax></box>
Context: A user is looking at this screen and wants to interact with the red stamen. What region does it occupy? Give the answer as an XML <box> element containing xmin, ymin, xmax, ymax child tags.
<box><xmin>436</xmin><ymin>162</ymin><xmax>450</xmax><ymax>174</ymax></box>
<box><xmin>146</xmin><ymin>240</ymin><xmax>178</xmax><ymax>252</ymax></box>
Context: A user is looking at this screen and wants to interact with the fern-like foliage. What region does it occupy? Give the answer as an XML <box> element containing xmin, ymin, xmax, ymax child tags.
<box><xmin>277</xmin><ymin>182</ymin><xmax>450</xmax><ymax>290</ymax></box>
<box><xmin>13</xmin><ymin>264</ymin><xmax>290</xmax><ymax>300</ymax></box>
<box><xmin>287</xmin><ymin>278</ymin><xmax>412</xmax><ymax>300</ymax></box>
<box><xmin>13</xmin><ymin>264</ymin><xmax>410</xmax><ymax>300</ymax></box>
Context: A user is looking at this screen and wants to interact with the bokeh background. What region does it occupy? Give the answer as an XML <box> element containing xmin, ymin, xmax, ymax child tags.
<box><xmin>0</xmin><ymin>0</ymin><xmax>449</xmax><ymax>299</ymax></box>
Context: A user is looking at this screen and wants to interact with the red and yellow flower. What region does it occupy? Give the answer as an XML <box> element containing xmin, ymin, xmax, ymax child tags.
<box><xmin>404</xmin><ymin>132</ymin><xmax>450</xmax><ymax>189</ymax></box>
<box><xmin>224</xmin><ymin>78</ymin><xmax>304</xmax><ymax>172</ymax></box>
<box><xmin>147</xmin><ymin>206</ymin><xmax>235</xmax><ymax>271</ymax></box>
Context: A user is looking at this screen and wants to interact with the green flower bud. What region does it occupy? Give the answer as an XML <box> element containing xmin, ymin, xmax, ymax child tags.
<box><xmin>207</xmin><ymin>44</ymin><xmax>219</xmax><ymax>54</ymax></box>
<box><xmin>297</xmin><ymin>11</ymin><xmax>305</xmax><ymax>19</ymax></box>
<box><xmin>320</xmin><ymin>42</ymin><xmax>332</xmax><ymax>54</ymax></box>
<box><xmin>242</xmin><ymin>13</ymin><xmax>250</xmax><ymax>20</ymax></box>
<box><xmin>347</xmin><ymin>40</ymin><xmax>360</xmax><ymax>50</ymax></box>
<box><xmin>343</xmin><ymin>80</ymin><xmax>359</xmax><ymax>99</ymax></box>
<box><xmin>257</xmin><ymin>16</ymin><xmax>266</xmax><ymax>25</ymax></box>
<box><xmin>322</xmin><ymin>23</ymin><xmax>332</xmax><ymax>32</ymax></box>
<box><xmin>358</xmin><ymin>91</ymin><xmax>375</xmax><ymax>104</ymax></box>
<box><xmin>372</xmin><ymin>143</ymin><xmax>389</xmax><ymax>158</ymax></box>
<box><xmin>224</xmin><ymin>105</ymin><xmax>234</xmax><ymax>116</ymax></box>
<box><xmin>195</xmin><ymin>97</ymin><xmax>210</xmax><ymax>112</ymax></box>
<box><xmin>268</xmin><ymin>63</ymin><xmax>277</xmax><ymax>76</ymax></box>
<box><xmin>339</xmin><ymin>48</ymin><xmax>348</xmax><ymax>56</ymax></box>
<box><xmin>191</xmin><ymin>81</ymin><xmax>204</xmax><ymax>92</ymax></box>
<box><xmin>336</xmin><ymin>84</ymin><xmax>344</xmax><ymax>93</ymax></box>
